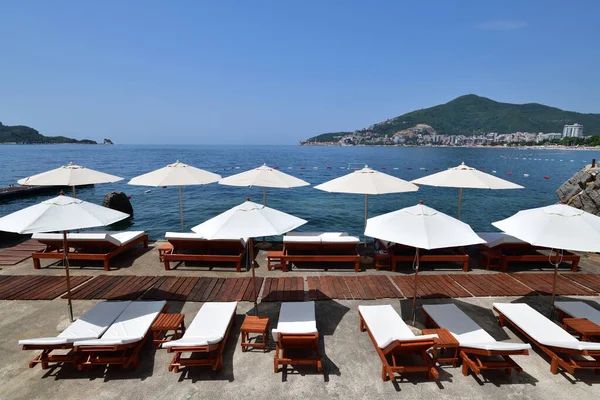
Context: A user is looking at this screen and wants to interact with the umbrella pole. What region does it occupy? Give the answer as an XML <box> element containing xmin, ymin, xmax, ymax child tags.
<box><xmin>364</xmin><ymin>194</ymin><xmax>368</xmax><ymax>255</ymax></box>
<box><xmin>62</xmin><ymin>231</ymin><xmax>74</xmax><ymax>322</ymax></box>
<box><xmin>457</xmin><ymin>188</ymin><xmax>463</xmax><ymax>220</ymax></box>
<box><xmin>412</xmin><ymin>248</ymin><xmax>420</xmax><ymax>324</ymax></box>
<box><xmin>249</xmin><ymin>238</ymin><xmax>259</xmax><ymax>316</ymax></box>
<box><xmin>72</xmin><ymin>186</ymin><xmax>76</xmax><ymax>198</ymax></box>
<box><xmin>550</xmin><ymin>249</ymin><xmax>563</xmax><ymax>309</ymax></box>
<box><xmin>178</xmin><ymin>185</ymin><xmax>184</xmax><ymax>232</ymax></box>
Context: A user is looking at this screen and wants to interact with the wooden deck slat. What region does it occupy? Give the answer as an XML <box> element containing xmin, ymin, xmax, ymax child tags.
<box><xmin>510</xmin><ymin>273</ymin><xmax>596</xmax><ymax>296</ymax></box>
<box><xmin>0</xmin><ymin>239</ymin><xmax>46</xmax><ymax>265</ymax></box>
<box><xmin>561</xmin><ymin>274</ymin><xmax>600</xmax><ymax>294</ymax></box>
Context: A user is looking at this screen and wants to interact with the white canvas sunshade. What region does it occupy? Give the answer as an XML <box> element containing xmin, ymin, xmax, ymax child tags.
<box><xmin>412</xmin><ymin>162</ymin><xmax>523</xmax><ymax>219</ymax></box>
<box><xmin>17</xmin><ymin>162</ymin><xmax>124</xmax><ymax>197</ymax></box>
<box><xmin>315</xmin><ymin>166</ymin><xmax>418</xmax><ymax>252</ymax></box>
<box><xmin>365</xmin><ymin>203</ymin><xmax>485</xmax><ymax>250</ymax></box>
<box><xmin>0</xmin><ymin>195</ymin><xmax>130</xmax><ymax>321</ymax></box>
<box><xmin>192</xmin><ymin>200</ymin><xmax>307</xmax><ymax>313</ymax></box>
<box><xmin>128</xmin><ymin>161</ymin><xmax>221</xmax><ymax>231</ymax></box>
<box><xmin>191</xmin><ymin>200</ymin><xmax>307</xmax><ymax>240</ymax></box>
<box><xmin>0</xmin><ymin>195</ymin><xmax>129</xmax><ymax>234</ymax></box>
<box><xmin>365</xmin><ymin>202</ymin><xmax>484</xmax><ymax>321</ymax></box>
<box><xmin>219</xmin><ymin>164</ymin><xmax>309</xmax><ymax>190</ymax></box>
<box><xmin>493</xmin><ymin>204</ymin><xmax>600</xmax><ymax>307</ymax></box>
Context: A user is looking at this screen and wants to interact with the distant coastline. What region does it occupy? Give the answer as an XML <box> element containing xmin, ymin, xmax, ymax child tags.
<box><xmin>300</xmin><ymin>143</ymin><xmax>599</xmax><ymax>151</ymax></box>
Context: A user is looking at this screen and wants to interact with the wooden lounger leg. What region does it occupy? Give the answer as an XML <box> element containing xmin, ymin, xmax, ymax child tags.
<box><xmin>274</xmin><ymin>342</ymin><xmax>280</xmax><ymax>373</ymax></box>
<box><xmin>33</xmin><ymin>257</ymin><xmax>41</xmax><ymax>269</ymax></box>
<box><xmin>164</xmin><ymin>260</ymin><xmax>171</xmax><ymax>270</ymax></box>
<box><xmin>571</xmin><ymin>260</ymin><xmax>579</xmax><ymax>272</ymax></box>
<box><xmin>103</xmin><ymin>259</ymin><xmax>110</xmax><ymax>271</ymax></box>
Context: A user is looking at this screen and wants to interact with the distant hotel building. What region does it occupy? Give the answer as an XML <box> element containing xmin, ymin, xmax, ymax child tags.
<box><xmin>563</xmin><ymin>123</ymin><xmax>583</xmax><ymax>138</ymax></box>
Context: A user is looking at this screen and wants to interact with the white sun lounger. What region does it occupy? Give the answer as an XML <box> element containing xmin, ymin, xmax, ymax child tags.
<box><xmin>19</xmin><ymin>301</ymin><xmax>131</xmax><ymax>369</ymax></box>
<box><xmin>555</xmin><ymin>301</ymin><xmax>600</xmax><ymax>326</ymax></box>
<box><xmin>493</xmin><ymin>303</ymin><xmax>600</xmax><ymax>375</ymax></box>
<box><xmin>273</xmin><ymin>301</ymin><xmax>322</xmax><ymax>373</ymax></box>
<box><xmin>162</xmin><ymin>302</ymin><xmax>237</xmax><ymax>372</ymax></box>
<box><xmin>422</xmin><ymin>304</ymin><xmax>530</xmax><ymax>377</ymax></box>
<box><xmin>32</xmin><ymin>230</ymin><xmax>148</xmax><ymax>271</ymax></box>
<box><xmin>358</xmin><ymin>304</ymin><xmax>439</xmax><ymax>382</ymax></box>
<box><xmin>73</xmin><ymin>300</ymin><xmax>166</xmax><ymax>369</ymax></box>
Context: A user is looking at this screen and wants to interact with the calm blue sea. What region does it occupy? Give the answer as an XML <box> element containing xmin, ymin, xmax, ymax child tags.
<box><xmin>1</xmin><ymin>144</ymin><xmax>598</xmax><ymax>240</ymax></box>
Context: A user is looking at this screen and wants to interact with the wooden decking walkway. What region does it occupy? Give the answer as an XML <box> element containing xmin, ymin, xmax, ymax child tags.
<box><xmin>1</xmin><ymin>272</ymin><xmax>599</xmax><ymax>301</ymax></box>
<box><xmin>0</xmin><ymin>240</ymin><xmax>46</xmax><ymax>265</ymax></box>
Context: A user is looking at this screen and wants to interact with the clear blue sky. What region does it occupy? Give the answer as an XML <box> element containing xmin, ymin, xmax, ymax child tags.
<box><xmin>1</xmin><ymin>0</ymin><xmax>598</xmax><ymax>145</ymax></box>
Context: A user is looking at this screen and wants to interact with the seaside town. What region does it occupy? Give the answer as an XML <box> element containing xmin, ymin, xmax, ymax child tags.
<box><xmin>302</xmin><ymin>123</ymin><xmax>589</xmax><ymax>146</ymax></box>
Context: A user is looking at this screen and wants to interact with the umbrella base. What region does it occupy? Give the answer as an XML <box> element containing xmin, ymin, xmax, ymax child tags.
<box><xmin>256</xmin><ymin>241</ymin><xmax>272</xmax><ymax>250</ymax></box>
<box><xmin>360</xmin><ymin>255</ymin><xmax>373</xmax><ymax>264</ymax></box>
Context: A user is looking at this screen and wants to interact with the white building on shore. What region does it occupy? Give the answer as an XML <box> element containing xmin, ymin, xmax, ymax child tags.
<box><xmin>563</xmin><ymin>123</ymin><xmax>583</xmax><ymax>138</ymax></box>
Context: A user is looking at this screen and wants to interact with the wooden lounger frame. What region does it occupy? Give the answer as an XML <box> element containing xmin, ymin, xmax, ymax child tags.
<box><xmin>32</xmin><ymin>234</ymin><xmax>149</xmax><ymax>271</ymax></box>
<box><xmin>274</xmin><ymin>332</ymin><xmax>322</xmax><ymax>373</ymax></box>
<box><xmin>359</xmin><ymin>309</ymin><xmax>439</xmax><ymax>382</ymax></box>
<box><xmin>379</xmin><ymin>241</ymin><xmax>469</xmax><ymax>272</ymax></box>
<box><xmin>498</xmin><ymin>249</ymin><xmax>579</xmax><ymax>273</ymax></box>
<box><xmin>422</xmin><ymin>309</ymin><xmax>528</xmax><ymax>377</ymax></box>
<box><xmin>21</xmin><ymin>343</ymin><xmax>82</xmax><ymax>370</ymax></box>
<box><xmin>166</xmin><ymin>305</ymin><xmax>237</xmax><ymax>372</ymax></box>
<box><xmin>494</xmin><ymin>305</ymin><xmax>600</xmax><ymax>375</ymax></box>
<box><xmin>282</xmin><ymin>242</ymin><xmax>360</xmax><ymax>273</ymax></box>
<box><xmin>163</xmin><ymin>239</ymin><xmax>246</xmax><ymax>272</ymax></box>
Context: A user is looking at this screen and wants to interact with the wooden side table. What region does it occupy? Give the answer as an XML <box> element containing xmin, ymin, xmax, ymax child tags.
<box><xmin>267</xmin><ymin>251</ymin><xmax>285</xmax><ymax>271</ymax></box>
<box><xmin>422</xmin><ymin>328</ymin><xmax>460</xmax><ymax>366</ymax></box>
<box><xmin>240</xmin><ymin>315</ymin><xmax>270</xmax><ymax>352</ymax></box>
<box><xmin>563</xmin><ymin>318</ymin><xmax>600</xmax><ymax>341</ymax></box>
<box><xmin>151</xmin><ymin>313</ymin><xmax>186</xmax><ymax>349</ymax></box>
<box><xmin>158</xmin><ymin>243</ymin><xmax>174</xmax><ymax>262</ymax></box>
<box><xmin>374</xmin><ymin>249</ymin><xmax>390</xmax><ymax>270</ymax></box>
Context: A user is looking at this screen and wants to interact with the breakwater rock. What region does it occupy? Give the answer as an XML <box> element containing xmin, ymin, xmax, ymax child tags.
<box><xmin>556</xmin><ymin>160</ymin><xmax>600</xmax><ymax>215</ymax></box>
<box><xmin>102</xmin><ymin>192</ymin><xmax>133</xmax><ymax>217</ymax></box>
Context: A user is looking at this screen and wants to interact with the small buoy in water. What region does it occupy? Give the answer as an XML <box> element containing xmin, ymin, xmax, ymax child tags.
<box><xmin>326</xmin><ymin>166</ymin><xmax>332</xmax><ymax>169</ymax></box>
<box><xmin>127</xmin><ymin>195</ymin><xmax>132</xmax><ymax>199</ymax></box>
<box><xmin>340</xmin><ymin>167</ymin><xmax>345</xmax><ymax>169</ymax></box>
<box><xmin>273</xmin><ymin>166</ymin><xmax>279</xmax><ymax>169</ymax></box>
<box><xmin>235</xmin><ymin>166</ymin><xmax>240</xmax><ymax>169</ymax></box>
<box><xmin>407</xmin><ymin>168</ymin><xmax>412</xmax><ymax>170</ymax></box>
<box><xmin>161</xmin><ymin>186</ymin><xmax>167</xmax><ymax>189</ymax></box>
<box><xmin>433</xmin><ymin>167</ymin><xmax>439</xmax><ymax>170</ymax></box>
<box><xmin>248</xmin><ymin>166</ymin><xmax>253</xmax><ymax>169</ymax></box>
<box><xmin>145</xmin><ymin>190</ymin><xmax>152</xmax><ymax>193</ymax></box>
<box><xmin>287</xmin><ymin>167</ymin><xmax>292</xmax><ymax>169</ymax></box>
<box><xmin>524</xmin><ymin>174</ymin><xmax>529</xmax><ymax>177</ymax></box>
<box><xmin>544</xmin><ymin>175</ymin><xmax>550</xmax><ymax>179</ymax></box>
<box><xmin>507</xmin><ymin>172</ymin><xmax>512</xmax><ymax>175</ymax></box>
<box><xmin>479</xmin><ymin>168</ymin><xmax>484</xmax><ymax>171</ymax></box>
<box><xmin>300</xmin><ymin>166</ymin><xmax>305</xmax><ymax>170</ymax></box>
<box><xmin>312</xmin><ymin>166</ymin><xmax>318</xmax><ymax>170</ymax></box>
<box><xmin>492</xmin><ymin>170</ymin><xmax>497</xmax><ymax>173</ymax></box>
<box><xmin>393</xmin><ymin>167</ymin><xmax>398</xmax><ymax>170</ymax></box>
<box><xmin>381</xmin><ymin>167</ymin><xmax>386</xmax><ymax>170</ymax></box>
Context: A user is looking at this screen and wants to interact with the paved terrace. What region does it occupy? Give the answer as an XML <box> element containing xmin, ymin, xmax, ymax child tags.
<box><xmin>0</xmin><ymin>240</ymin><xmax>599</xmax><ymax>399</ymax></box>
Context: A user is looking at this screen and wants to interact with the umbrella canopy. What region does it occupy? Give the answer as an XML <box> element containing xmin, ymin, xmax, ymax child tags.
<box><xmin>192</xmin><ymin>200</ymin><xmax>307</xmax><ymax>314</ymax></box>
<box><xmin>365</xmin><ymin>203</ymin><xmax>485</xmax><ymax>250</ymax></box>
<box><xmin>412</xmin><ymin>162</ymin><xmax>523</xmax><ymax>219</ymax></box>
<box><xmin>219</xmin><ymin>164</ymin><xmax>309</xmax><ymax>189</ymax></box>
<box><xmin>192</xmin><ymin>200</ymin><xmax>307</xmax><ymax>239</ymax></box>
<box><xmin>0</xmin><ymin>195</ymin><xmax>129</xmax><ymax>321</ymax></box>
<box><xmin>314</xmin><ymin>166</ymin><xmax>418</xmax><ymax>254</ymax></box>
<box><xmin>492</xmin><ymin>204</ymin><xmax>600</xmax><ymax>253</ymax></box>
<box><xmin>365</xmin><ymin>202</ymin><xmax>484</xmax><ymax>321</ymax></box>
<box><xmin>0</xmin><ymin>195</ymin><xmax>129</xmax><ymax>234</ymax></box>
<box><xmin>17</xmin><ymin>162</ymin><xmax>123</xmax><ymax>197</ymax></box>
<box><xmin>128</xmin><ymin>160</ymin><xmax>221</xmax><ymax>187</ymax></box>
<box><xmin>493</xmin><ymin>204</ymin><xmax>600</xmax><ymax>308</ymax></box>
<box><xmin>315</xmin><ymin>166</ymin><xmax>418</xmax><ymax>195</ymax></box>
<box><xmin>128</xmin><ymin>161</ymin><xmax>221</xmax><ymax>231</ymax></box>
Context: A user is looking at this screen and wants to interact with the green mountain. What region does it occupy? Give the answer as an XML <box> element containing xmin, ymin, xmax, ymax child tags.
<box><xmin>0</xmin><ymin>122</ymin><xmax>97</xmax><ymax>144</ymax></box>
<box><xmin>306</xmin><ymin>95</ymin><xmax>600</xmax><ymax>142</ymax></box>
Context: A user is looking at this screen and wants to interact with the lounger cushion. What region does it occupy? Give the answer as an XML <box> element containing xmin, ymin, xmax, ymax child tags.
<box><xmin>19</xmin><ymin>301</ymin><xmax>131</xmax><ymax>346</ymax></box>
<box><xmin>162</xmin><ymin>302</ymin><xmax>237</xmax><ymax>348</ymax></box>
<box><xmin>284</xmin><ymin>232</ymin><xmax>359</xmax><ymax>244</ymax></box>
<box><xmin>422</xmin><ymin>304</ymin><xmax>531</xmax><ymax>352</ymax></box>
<box><xmin>555</xmin><ymin>301</ymin><xmax>600</xmax><ymax>325</ymax></box>
<box><xmin>476</xmin><ymin>232</ymin><xmax>526</xmax><ymax>248</ymax></box>
<box><xmin>73</xmin><ymin>301</ymin><xmax>165</xmax><ymax>347</ymax></box>
<box><xmin>32</xmin><ymin>231</ymin><xmax>146</xmax><ymax>247</ymax></box>
<box><xmin>494</xmin><ymin>303</ymin><xmax>600</xmax><ymax>351</ymax></box>
<box><xmin>272</xmin><ymin>301</ymin><xmax>318</xmax><ymax>341</ymax></box>
<box><xmin>358</xmin><ymin>305</ymin><xmax>437</xmax><ymax>349</ymax></box>
<box><xmin>165</xmin><ymin>232</ymin><xmax>247</xmax><ymax>246</ymax></box>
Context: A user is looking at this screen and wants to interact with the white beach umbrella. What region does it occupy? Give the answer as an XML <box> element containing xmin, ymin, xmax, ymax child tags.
<box><xmin>17</xmin><ymin>162</ymin><xmax>124</xmax><ymax>197</ymax></box>
<box><xmin>218</xmin><ymin>164</ymin><xmax>310</xmax><ymax>205</ymax></box>
<box><xmin>192</xmin><ymin>200</ymin><xmax>307</xmax><ymax>312</ymax></box>
<box><xmin>493</xmin><ymin>204</ymin><xmax>600</xmax><ymax>306</ymax></box>
<box><xmin>365</xmin><ymin>201</ymin><xmax>485</xmax><ymax>320</ymax></box>
<box><xmin>128</xmin><ymin>161</ymin><xmax>221</xmax><ymax>231</ymax></box>
<box><xmin>314</xmin><ymin>166</ymin><xmax>418</xmax><ymax>254</ymax></box>
<box><xmin>412</xmin><ymin>162</ymin><xmax>523</xmax><ymax>219</ymax></box>
<box><xmin>0</xmin><ymin>195</ymin><xmax>129</xmax><ymax>321</ymax></box>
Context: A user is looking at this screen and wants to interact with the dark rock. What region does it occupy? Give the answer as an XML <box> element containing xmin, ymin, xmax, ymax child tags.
<box><xmin>102</xmin><ymin>192</ymin><xmax>133</xmax><ymax>217</ymax></box>
<box><xmin>556</xmin><ymin>164</ymin><xmax>600</xmax><ymax>216</ymax></box>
